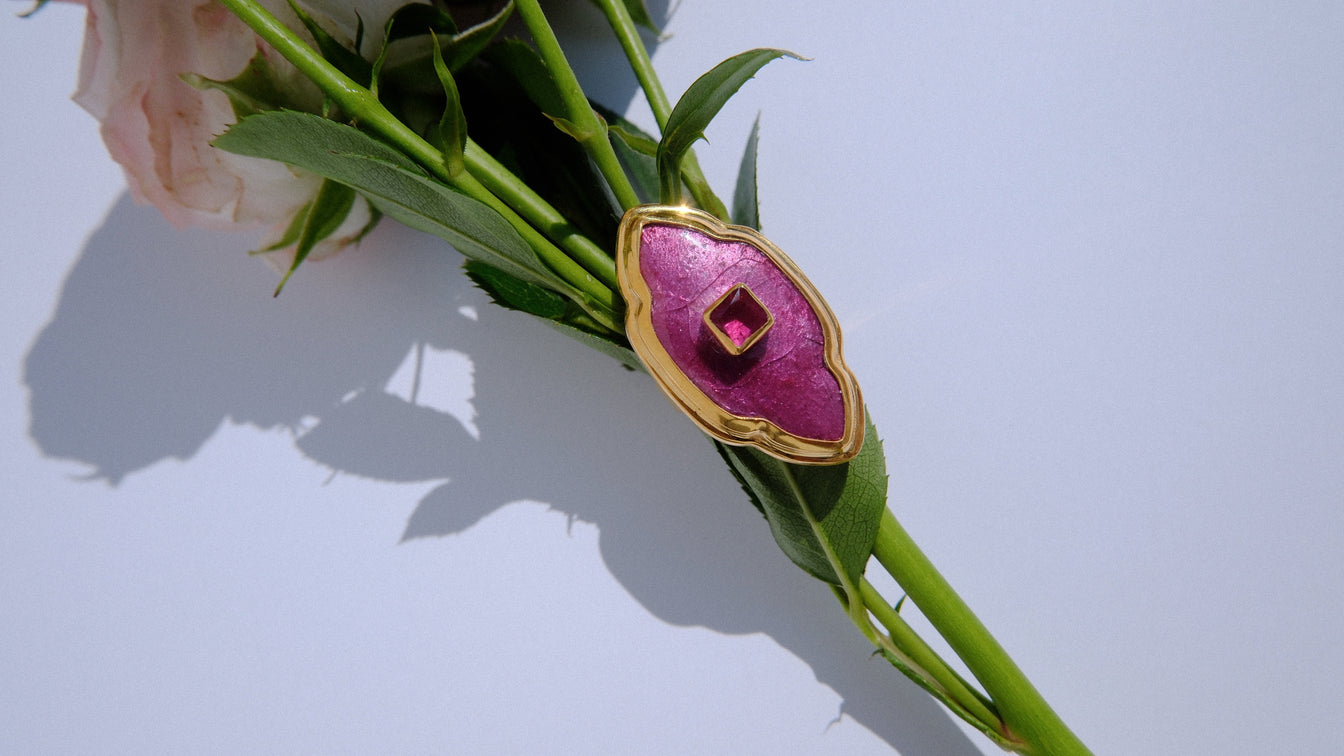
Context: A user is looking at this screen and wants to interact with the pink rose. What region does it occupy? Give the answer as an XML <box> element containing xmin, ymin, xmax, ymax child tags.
<box><xmin>63</xmin><ymin>0</ymin><xmax>410</xmax><ymax>262</ymax></box>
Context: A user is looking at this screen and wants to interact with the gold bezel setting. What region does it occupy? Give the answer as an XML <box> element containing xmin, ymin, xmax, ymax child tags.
<box><xmin>702</xmin><ymin>283</ymin><xmax>775</xmax><ymax>356</ymax></box>
<box><xmin>616</xmin><ymin>205</ymin><xmax>864</xmax><ymax>465</ymax></box>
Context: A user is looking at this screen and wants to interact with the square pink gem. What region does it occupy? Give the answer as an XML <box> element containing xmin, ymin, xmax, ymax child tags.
<box><xmin>706</xmin><ymin>284</ymin><xmax>772</xmax><ymax>353</ymax></box>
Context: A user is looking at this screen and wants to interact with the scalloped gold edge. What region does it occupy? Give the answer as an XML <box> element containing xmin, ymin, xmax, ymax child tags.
<box><xmin>616</xmin><ymin>205</ymin><xmax>864</xmax><ymax>465</ymax></box>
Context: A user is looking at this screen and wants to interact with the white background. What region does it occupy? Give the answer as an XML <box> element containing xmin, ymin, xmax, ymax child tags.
<box><xmin>4</xmin><ymin>2</ymin><xmax>1343</xmax><ymax>754</ymax></box>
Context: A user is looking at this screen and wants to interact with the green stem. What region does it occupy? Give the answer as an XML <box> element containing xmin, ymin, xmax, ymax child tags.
<box><xmin>857</xmin><ymin>580</ymin><xmax>1004</xmax><ymax>739</ymax></box>
<box><xmin>218</xmin><ymin>0</ymin><xmax>621</xmax><ymax>328</ymax></box>
<box><xmin>456</xmin><ymin>170</ymin><xmax>623</xmax><ymax>328</ymax></box>
<box><xmin>513</xmin><ymin>0</ymin><xmax>641</xmax><ymax>211</ymax></box>
<box><xmin>592</xmin><ymin>0</ymin><xmax>728</xmax><ymax>220</ymax></box>
<box><xmin>594</xmin><ymin>2</ymin><xmax>672</xmax><ymax>126</ymax></box>
<box><xmin>464</xmin><ymin>141</ymin><xmax>619</xmax><ymax>292</ymax></box>
<box><xmin>873</xmin><ymin>509</ymin><xmax>1093</xmax><ymax>756</ymax></box>
<box><xmin>221</xmin><ymin>2</ymin><xmax>424</xmax><ymax>170</ymax></box>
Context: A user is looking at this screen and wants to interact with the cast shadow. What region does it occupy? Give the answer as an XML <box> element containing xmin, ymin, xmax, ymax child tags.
<box><xmin>26</xmin><ymin>193</ymin><xmax>983</xmax><ymax>753</ymax></box>
<box><xmin>21</xmin><ymin>4</ymin><xmax>984</xmax><ymax>753</ymax></box>
<box><xmin>25</xmin><ymin>194</ymin><xmax>982</xmax><ymax>756</ymax></box>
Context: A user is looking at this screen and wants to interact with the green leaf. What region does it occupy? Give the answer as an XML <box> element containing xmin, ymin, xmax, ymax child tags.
<box><xmin>356</xmin><ymin>12</ymin><xmax>368</xmax><ymax>50</ymax></box>
<box><xmin>273</xmin><ymin>179</ymin><xmax>358</xmax><ymax>295</ymax></box>
<box><xmin>286</xmin><ymin>0</ymin><xmax>373</xmax><ymax>87</ymax></box>
<box><xmin>482</xmin><ymin>38</ymin><xmax>567</xmax><ymax>121</ymax></box>
<box><xmin>460</xmin><ymin>54</ymin><xmax>622</xmax><ymax>249</ymax></box>
<box><xmin>378</xmin><ymin>2</ymin><xmax>515</xmax><ymax>95</ymax></box>
<box><xmin>713</xmin><ymin>440</ymin><xmax>766</xmax><ymax>517</ymax></box>
<box><xmin>543</xmin><ymin>321</ymin><xmax>644</xmax><ymax>372</ymax></box>
<box><xmin>466</xmin><ymin>260</ymin><xmax>635</xmax><ymax>364</ymax></box>
<box><xmin>464</xmin><ymin>261</ymin><xmax>568</xmax><ymax>320</ymax></box>
<box><xmin>732</xmin><ymin>114</ymin><xmax>761</xmax><ymax>230</ymax></box>
<box><xmin>429</xmin><ymin>32</ymin><xmax>468</xmax><ymax>178</ymax></box>
<box><xmin>598</xmin><ymin>106</ymin><xmax>660</xmax><ymax>205</ymax></box>
<box><xmin>605</xmin><ymin>120</ymin><xmax>658</xmax><ymax>157</ymax></box>
<box><xmin>352</xmin><ymin>203</ymin><xmax>384</xmax><ymax>243</ymax></box>
<box><xmin>368</xmin><ymin>14</ymin><xmax>397</xmax><ymax>97</ymax></box>
<box><xmin>715</xmin><ymin>413</ymin><xmax>886</xmax><ymax>586</ymax></box>
<box><xmin>254</xmin><ymin>200</ymin><xmax>308</xmax><ymax>259</ymax></box>
<box><xmin>547</xmin><ymin>115</ymin><xmax>591</xmax><ymax>142</ymax></box>
<box><xmin>214</xmin><ymin>110</ymin><xmax>559</xmax><ymax>292</ymax></box>
<box><xmin>366</xmin><ymin>165</ymin><xmax>556</xmax><ymax>288</ymax></box>
<box><xmin>598</xmin><ymin>105</ymin><xmax>726</xmax><ymax>211</ymax></box>
<box><xmin>608</xmin><ymin>126</ymin><xmax>660</xmax><ymax>205</ymax></box>
<box><xmin>657</xmin><ymin>48</ymin><xmax>802</xmax><ymax>204</ymax></box>
<box><xmin>384</xmin><ymin>2</ymin><xmax>458</xmax><ymax>43</ymax></box>
<box><xmin>181</xmin><ymin>51</ymin><xmax>306</xmax><ymax>119</ymax></box>
<box><xmin>438</xmin><ymin>1</ymin><xmax>515</xmax><ymax>72</ymax></box>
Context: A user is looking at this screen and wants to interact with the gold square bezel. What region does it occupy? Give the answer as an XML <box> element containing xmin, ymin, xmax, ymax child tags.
<box><xmin>702</xmin><ymin>283</ymin><xmax>775</xmax><ymax>355</ymax></box>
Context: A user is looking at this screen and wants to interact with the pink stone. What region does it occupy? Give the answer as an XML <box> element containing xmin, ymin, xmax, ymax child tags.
<box><xmin>706</xmin><ymin>283</ymin><xmax>772</xmax><ymax>352</ymax></box>
<box><xmin>638</xmin><ymin>223</ymin><xmax>846</xmax><ymax>442</ymax></box>
<box><xmin>721</xmin><ymin>319</ymin><xmax>754</xmax><ymax>346</ymax></box>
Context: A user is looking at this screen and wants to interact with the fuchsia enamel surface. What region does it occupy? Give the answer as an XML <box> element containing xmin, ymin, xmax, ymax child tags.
<box><xmin>638</xmin><ymin>223</ymin><xmax>846</xmax><ymax>441</ymax></box>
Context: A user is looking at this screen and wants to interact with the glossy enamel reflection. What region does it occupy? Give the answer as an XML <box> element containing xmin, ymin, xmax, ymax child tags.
<box><xmin>616</xmin><ymin>205</ymin><xmax>863</xmax><ymax>464</ymax></box>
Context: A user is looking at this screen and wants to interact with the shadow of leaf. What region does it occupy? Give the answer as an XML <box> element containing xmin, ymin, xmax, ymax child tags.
<box><xmin>295</xmin><ymin>388</ymin><xmax>470</xmax><ymax>482</ymax></box>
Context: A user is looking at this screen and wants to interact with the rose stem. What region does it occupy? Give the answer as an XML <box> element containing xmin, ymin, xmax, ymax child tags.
<box><xmin>512</xmin><ymin>0</ymin><xmax>642</xmax><ymax>212</ymax></box>
<box><xmin>591</xmin><ymin>0</ymin><xmax>728</xmax><ymax>221</ymax></box>
<box><xmin>872</xmin><ymin>509</ymin><xmax>1094</xmax><ymax>755</ymax></box>
<box><xmin>463</xmin><ymin>141</ymin><xmax>618</xmax><ymax>291</ymax></box>
<box><xmin>857</xmin><ymin>579</ymin><xmax>1014</xmax><ymax>749</ymax></box>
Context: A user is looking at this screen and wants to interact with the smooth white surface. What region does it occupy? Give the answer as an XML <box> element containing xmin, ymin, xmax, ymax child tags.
<box><xmin>4</xmin><ymin>2</ymin><xmax>1343</xmax><ymax>754</ymax></box>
